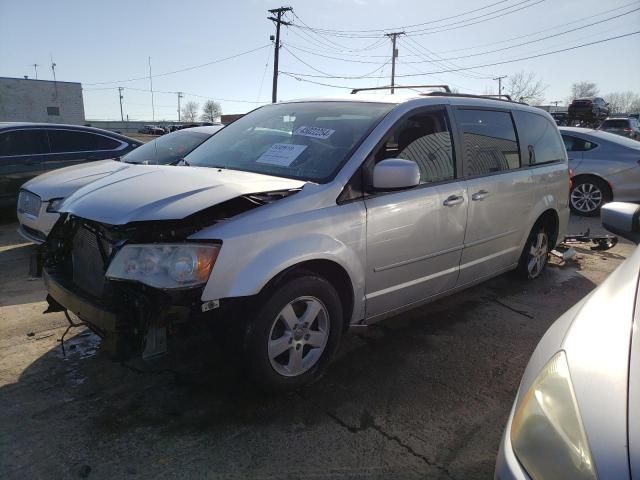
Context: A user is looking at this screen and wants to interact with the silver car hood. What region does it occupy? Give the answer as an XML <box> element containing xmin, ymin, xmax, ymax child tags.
<box><xmin>21</xmin><ymin>160</ymin><xmax>128</xmax><ymax>200</ymax></box>
<box><xmin>60</xmin><ymin>165</ymin><xmax>306</xmax><ymax>225</ymax></box>
<box><xmin>561</xmin><ymin>244</ymin><xmax>640</xmax><ymax>478</ymax></box>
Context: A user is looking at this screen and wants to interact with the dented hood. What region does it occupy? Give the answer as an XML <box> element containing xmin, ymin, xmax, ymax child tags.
<box><xmin>21</xmin><ymin>160</ymin><xmax>129</xmax><ymax>201</ymax></box>
<box><xmin>60</xmin><ymin>165</ymin><xmax>305</xmax><ymax>225</ymax></box>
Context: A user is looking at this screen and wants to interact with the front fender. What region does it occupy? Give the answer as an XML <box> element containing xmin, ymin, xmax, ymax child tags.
<box><xmin>232</xmin><ymin>234</ymin><xmax>361</xmax><ymax>297</ymax></box>
<box><xmin>201</xmin><ymin>232</ymin><xmax>366</xmax><ymax>322</ymax></box>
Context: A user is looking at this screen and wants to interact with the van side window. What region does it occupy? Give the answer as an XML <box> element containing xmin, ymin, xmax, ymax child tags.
<box><xmin>562</xmin><ymin>135</ymin><xmax>596</xmax><ymax>152</ymax></box>
<box><xmin>374</xmin><ymin>109</ymin><xmax>455</xmax><ymax>184</ymax></box>
<box><xmin>513</xmin><ymin>111</ymin><xmax>566</xmax><ymax>165</ymax></box>
<box><xmin>0</xmin><ymin>129</ymin><xmax>49</xmax><ymax>156</ymax></box>
<box><xmin>458</xmin><ymin>109</ymin><xmax>520</xmax><ymax>176</ymax></box>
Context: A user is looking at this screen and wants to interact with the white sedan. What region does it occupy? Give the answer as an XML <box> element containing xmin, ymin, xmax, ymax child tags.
<box><xmin>17</xmin><ymin>125</ymin><xmax>222</xmax><ymax>243</ymax></box>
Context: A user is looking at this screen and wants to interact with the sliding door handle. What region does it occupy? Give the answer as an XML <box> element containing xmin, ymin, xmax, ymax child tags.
<box><xmin>471</xmin><ymin>190</ymin><xmax>490</xmax><ymax>201</ymax></box>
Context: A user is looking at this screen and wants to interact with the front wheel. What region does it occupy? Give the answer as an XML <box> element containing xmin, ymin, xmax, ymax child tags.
<box><xmin>246</xmin><ymin>274</ymin><xmax>343</xmax><ymax>392</ymax></box>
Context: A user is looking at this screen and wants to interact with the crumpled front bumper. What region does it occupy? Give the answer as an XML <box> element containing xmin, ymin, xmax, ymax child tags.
<box><xmin>43</xmin><ymin>266</ymin><xmax>216</xmax><ymax>360</ymax></box>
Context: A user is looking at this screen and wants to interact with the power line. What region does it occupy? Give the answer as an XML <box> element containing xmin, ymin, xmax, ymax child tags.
<box><xmin>433</xmin><ymin>0</ymin><xmax>640</xmax><ymax>53</ymax></box>
<box><xmin>289</xmin><ymin>0</ymin><xmax>544</xmax><ymax>38</ymax></box>
<box><xmin>391</xmin><ymin>30</ymin><xmax>640</xmax><ymax>78</ymax></box>
<box><xmin>281</xmin><ymin>0</ymin><xmax>639</xmax><ymax>60</ymax></box>
<box><xmin>282</xmin><ymin>45</ymin><xmax>388</xmax><ymax>79</ymax></box>
<box><xmin>418</xmin><ymin>5</ymin><xmax>640</xmax><ymax>61</ymax></box>
<box><xmin>401</xmin><ymin>37</ymin><xmax>494</xmax><ymax>79</ymax></box>
<box><xmin>84</xmin><ymin>44</ymin><xmax>271</xmax><ymax>86</ymax></box>
<box><xmin>289</xmin><ymin>0</ymin><xmax>523</xmax><ymax>35</ymax></box>
<box><xmin>280</xmin><ymin>30</ymin><xmax>640</xmax><ymax>79</ymax></box>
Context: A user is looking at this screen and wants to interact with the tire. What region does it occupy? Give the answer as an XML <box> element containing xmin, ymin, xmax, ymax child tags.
<box><xmin>245</xmin><ymin>274</ymin><xmax>343</xmax><ymax>392</ymax></box>
<box><xmin>516</xmin><ymin>224</ymin><xmax>550</xmax><ymax>280</ymax></box>
<box><xmin>570</xmin><ymin>177</ymin><xmax>611</xmax><ymax>217</ymax></box>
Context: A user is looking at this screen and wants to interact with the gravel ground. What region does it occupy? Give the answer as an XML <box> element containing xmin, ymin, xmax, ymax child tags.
<box><xmin>0</xmin><ymin>215</ymin><xmax>633</xmax><ymax>479</ymax></box>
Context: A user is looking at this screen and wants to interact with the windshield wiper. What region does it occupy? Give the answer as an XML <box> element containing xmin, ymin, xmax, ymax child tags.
<box><xmin>172</xmin><ymin>157</ymin><xmax>190</xmax><ymax>166</ymax></box>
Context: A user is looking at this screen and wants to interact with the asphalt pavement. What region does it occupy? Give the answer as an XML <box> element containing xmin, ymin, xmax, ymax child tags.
<box><xmin>0</xmin><ymin>215</ymin><xmax>633</xmax><ymax>479</ymax></box>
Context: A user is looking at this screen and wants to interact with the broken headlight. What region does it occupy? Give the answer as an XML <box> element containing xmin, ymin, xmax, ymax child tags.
<box><xmin>511</xmin><ymin>351</ymin><xmax>596</xmax><ymax>480</ymax></box>
<box><xmin>106</xmin><ymin>244</ymin><xmax>220</xmax><ymax>288</ymax></box>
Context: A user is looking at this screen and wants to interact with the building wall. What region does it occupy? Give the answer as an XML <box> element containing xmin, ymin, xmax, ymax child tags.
<box><xmin>0</xmin><ymin>77</ymin><xmax>85</xmax><ymax>124</ymax></box>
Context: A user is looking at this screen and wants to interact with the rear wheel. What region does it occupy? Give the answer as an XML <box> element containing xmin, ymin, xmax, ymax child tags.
<box><xmin>246</xmin><ymin>274</ymin><xmax>343</xmax><ymax>392</ymax></box>
<box><xmin>517</xmin><ymin>226</ymin><xmax>550</xmax><ymax>280</ymax></box>
<box><xmin>570</xmin><ymin>177</ymin><xmax>611</xmax><ymax>217</ymax></box>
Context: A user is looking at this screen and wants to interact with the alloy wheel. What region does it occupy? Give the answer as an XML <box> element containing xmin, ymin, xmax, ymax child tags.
<box><xmin>267</xmin><ymin>296</ymin><xmax>330</xmax><ymax>377</ymax></box>
<box><xmin>571</xmin><ymin>183</ymin><xmax>603</xmax><ymax>214</ymax></box>
<box><xmin>527</xmin><ymin>232</ymin><xmax>548</xmax><ymax>279</ymax></box>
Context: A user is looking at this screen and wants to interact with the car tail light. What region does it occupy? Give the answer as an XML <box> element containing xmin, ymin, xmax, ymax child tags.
<box><xmin>569</xmin><ymin>169</ymin><xmax>574</xmax><ymax>190</ymax></box>
<box><xmin>624</xmin><ymin>128</ymin><xmax>632</xmax><ymax>132</ymax></box>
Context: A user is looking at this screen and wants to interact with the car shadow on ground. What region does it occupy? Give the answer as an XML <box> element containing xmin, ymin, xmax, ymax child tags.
<box><xmin>0</xmin><ymin>261</ymin><xmax>599</xmax><ymax>479</ymax></box>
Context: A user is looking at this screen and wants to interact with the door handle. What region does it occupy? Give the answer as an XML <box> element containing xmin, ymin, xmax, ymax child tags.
<box><xmin>443</xmin><ymin>194</ymin><xmax>464</xmax><ymax>206</ymax></box>
<box><xmin>471</xmin><ymin>190</ymin><xmax>490</xmax><ymax>201</ymax></box>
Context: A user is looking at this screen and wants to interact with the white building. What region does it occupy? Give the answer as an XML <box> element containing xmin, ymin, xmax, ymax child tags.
<box><xmin>0</xmin><ymin>77</ymin><xmax>85</xmax><ymax>124</ymax></box>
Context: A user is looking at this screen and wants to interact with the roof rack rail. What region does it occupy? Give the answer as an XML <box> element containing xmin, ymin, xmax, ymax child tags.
<box><xmin>421</xmin><ymin>91</ymin><xmax>528</xmax><ymax>105</ymax></box>
<box><xmin>350</xmin><ymin>84</ymin><xmax>451</xmax><ymax>94</ymax></box>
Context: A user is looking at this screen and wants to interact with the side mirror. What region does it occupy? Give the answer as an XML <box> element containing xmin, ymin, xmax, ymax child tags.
<box><xmin>601</xmin><ymin>202</ymin><xmax>640</xmax><ymax>244</ymax></box>
<box><xmin>372</xmin><ymin>159</ymin><xmax>420</xmax><ymax>191</ymax></box>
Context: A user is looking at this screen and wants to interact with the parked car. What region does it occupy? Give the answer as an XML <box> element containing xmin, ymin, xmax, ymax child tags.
<box><xmin>568</xmin><ymin>97</ymin><xmax>610</xmax><ymax>123</ymax></box>
<box><xmin>42</xmin><ymin>93</ymin><xmax>569</xmax><ymax>391</ymax></box>
<box><xmin>560</xmin><ymin>127</ymin><xmax>640</xmax><ymax>216</ymax></box>
<box><xmin>495</xmin><ymin>201</ymin><xmax>640</xmax><ymax>480</ymax></box>
<box><xmin>0</xmin><ymin>123</ymin><xmax>141</xmax><ymax>212</ymax></box>
<box><xmin>137</xmin><ymin>125</ymin><xmax>165</xmax><ymax>135</ymax></box>
<box><xmin>551</xmin><ymin>112</ymin><xmax>568</xmax><ymax>126</ymax></box>
<box><xmin>598</xmin><ymin>116</ymin><xmax>640</xmax><ymax>140</ymax></box>
<box><xmin>17</xmin><ymin>126</ymin><xmax>222</xmax><ymax>243</ymax></box>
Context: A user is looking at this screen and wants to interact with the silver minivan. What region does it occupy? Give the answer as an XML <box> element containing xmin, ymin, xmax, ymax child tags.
<box><xmin>42</xmin><ymin>90</ymin><xmax>569</xmax><ymax>390</ymax></box>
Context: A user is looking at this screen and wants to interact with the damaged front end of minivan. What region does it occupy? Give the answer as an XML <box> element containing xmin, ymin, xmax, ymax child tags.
<box><xmin>42</xmin><ymin>190</ymin><xmax>299</xmax><ymax>360</ymax></box>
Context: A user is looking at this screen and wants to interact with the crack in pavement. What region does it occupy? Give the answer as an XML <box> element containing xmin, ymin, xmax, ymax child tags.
<box><xmin>487</xmin><ymin>297</ymin><xmax>534</xmax><ymax>319</ymax></box>
<box><xmin>324</xmin><ymin>409</ymin><xmax>457</xmax><ymax>480</ymax></box>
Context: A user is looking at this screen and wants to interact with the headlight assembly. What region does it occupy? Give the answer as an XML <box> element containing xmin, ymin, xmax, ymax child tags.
<box><xmin>106</xmin><ymin>243</ymin><xmax>220</xmax><ymax>288</ymax></box>
<box><xmin>511</xmin><ymin>351</ymin><xmax>596</xmax><ymax>480</ymax></box>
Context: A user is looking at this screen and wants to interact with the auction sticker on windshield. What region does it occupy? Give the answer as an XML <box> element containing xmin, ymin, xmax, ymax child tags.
<box><xmin>257</xmin><ymin>143</ymin><xmax>308</xmax><ymax>167</ymax></box>
<box><xmin>294</xmin><ymin>126</ymin><xmax>335</xmax><ymax>140</ymax></box>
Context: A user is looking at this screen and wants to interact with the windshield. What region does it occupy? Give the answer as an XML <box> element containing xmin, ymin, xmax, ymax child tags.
<box><xmin>121</xmin><ymin>130</ymin><xmax>212</xmax><ymax>164</ymax></box>
<box><xmin>185</xmin><ymin>101</ymin><xmax>393</xmax><ymax>182</ymax></box>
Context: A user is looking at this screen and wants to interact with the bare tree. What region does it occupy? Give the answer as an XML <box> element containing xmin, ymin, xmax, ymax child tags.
<box><xmin>504</xmin><ymin>71</ymin><xmax>547</xmax><ymax>105</ymax></box>
<box><xmin>181</xmin><ymin>101</ymin><xmax>199</xmax><ymax>123</ymax></box>
<box><xmin>605</xmin><ymin>91</ymin><xmax>640</xmax><ymax>114</ymax></box>
<box><xmin>630</xmin><ymin>97</ymin><xmax>640</xmax><ymax>114</ymax></box>
<box><xmin>201</xmin><ymin>100</ymin><xmax>222</xmax><ymax>123</ymax></box>
<box><xmin>570</xmin><ymin>81</ymin><xmax>598</xmax><ymax>101</ymax></box>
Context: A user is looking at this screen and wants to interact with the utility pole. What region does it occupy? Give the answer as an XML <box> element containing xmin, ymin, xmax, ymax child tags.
<box><xmin>493</xmin><ymin>75</ymin><xmax>507</xmax><ymax>96</ymax></box>
<box><xmin>118</xmin><ymin>87</ymin><xmax>125</xmax><ymax>121</ymax></box>
<box><xmin>50</xmin><ymin>58</ymin><xmax>57</xmax><ymax>82</ymax></box>
<box><xmin>385</xmin><ymin>32</ymin><xmax>404</xmax><ymax>94</ymax></box>
<box><xmin>551</xmin><ymin>100</ymin><xmax>561</xmax><ymax>112</ymax></box>
<box><xmin>177</xmin><ymin>92</ymin><xmax>183</xmax><ymax>121</ymax></box>
<box><xmin>32</xmin><ymin>64</ymin><xmax>39</xmax><ymax>79</ymax></box>
<box><xmin>268</xmin><ymin>6</ymin><xmax>292</xmax><ymax>104</ymax></box>
<box><xmin>148</xmin><ymin>56</ymin><xmax>155</xmax><ymax>122</ymax></box>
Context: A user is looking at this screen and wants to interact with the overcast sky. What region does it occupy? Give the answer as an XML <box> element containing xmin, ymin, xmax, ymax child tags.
<box><xmin>1</xmin><ymin>0</ymin><xmax>638</xmax><ymax>121</ymax></box>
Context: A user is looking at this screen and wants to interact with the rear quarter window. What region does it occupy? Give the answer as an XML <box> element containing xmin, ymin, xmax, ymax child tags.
<box><xmin>48</xmin><ymin>130</ymin><xmax>121</xmax><ymax>153</ymax></box>
<box><xmin>513</xmin><ymin>111</ymin><xmax>566</xmax><ymax>165</ymax></box>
